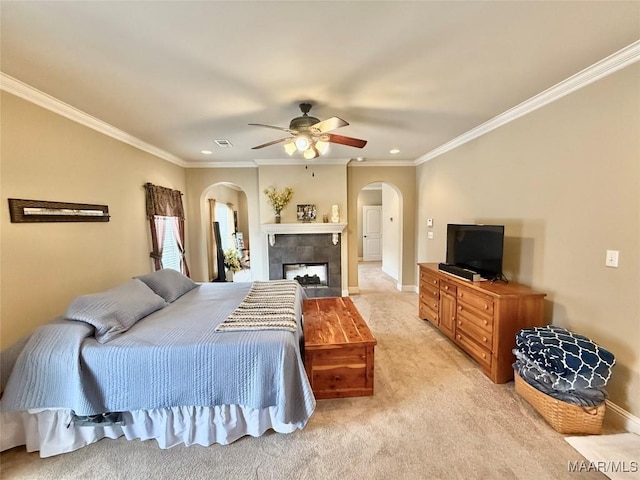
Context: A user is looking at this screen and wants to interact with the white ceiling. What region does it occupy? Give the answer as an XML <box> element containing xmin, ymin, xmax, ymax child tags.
<box><xmin>1</xmin><ymin>1</ymin><xmax>638</xmax><ymax>166</ymax></box>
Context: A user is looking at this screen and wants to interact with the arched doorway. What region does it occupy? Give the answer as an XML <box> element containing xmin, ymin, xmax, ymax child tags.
<box><xmin>201</xmin><ymin>182</ymin><xmax>250</xmax><ymax>282</ymax></box>
<box><xmin>357</xmin><ymin>181</ymin><xmax>403</xmax><ymax>291</ymax></box>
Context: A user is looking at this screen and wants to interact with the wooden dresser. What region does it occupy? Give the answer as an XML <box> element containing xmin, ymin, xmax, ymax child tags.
<box><xmin>418</xmin><ymin>263</ymin><xmax>546</xmax><ymax>384</ymax></box>
<box><xmin>303</xmin><ymin>297</ymin><xmax>376</xmax><ymax>399</ymax></box>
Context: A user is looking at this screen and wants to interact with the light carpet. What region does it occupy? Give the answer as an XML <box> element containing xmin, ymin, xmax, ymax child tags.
<box><xmin>0</xmin><ymin>263</ymin><xmax>627</xmax><ymax>479</ymax></box>
<box><xmin>565</xmin><ymin>433</ymin><xmax>640</xmax><ymax>480</ymax></box>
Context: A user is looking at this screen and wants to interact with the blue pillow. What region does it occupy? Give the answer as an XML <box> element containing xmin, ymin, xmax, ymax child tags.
<box><xmin>135</xmin><ymin>268</ymin><xmax>199</xmax><ymax>303</ymax></box>
<box><xmin>65</xmin><ymin>279</ymin><xmax>167</xmax><ymax>343</ymax></box>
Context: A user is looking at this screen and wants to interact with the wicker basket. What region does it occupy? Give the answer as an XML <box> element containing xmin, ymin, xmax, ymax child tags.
<box><xmin>514</xmin><ymin>372</ymin><xmax>605</xmax><ymax>435</ymax></box>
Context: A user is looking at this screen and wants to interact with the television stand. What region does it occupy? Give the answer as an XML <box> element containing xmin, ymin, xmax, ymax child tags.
<box><xmin>419</xmin><ymin>263</ymin><xmax>546</xmax><ymax>383</ymax></box>
<box><xmin>438</xmin><ymin>263</ymin><xmax>483</xmax><ymax>282</ymax></box>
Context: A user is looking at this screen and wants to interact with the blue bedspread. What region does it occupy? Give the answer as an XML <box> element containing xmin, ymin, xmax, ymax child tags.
<box><xmin>1</xmin><ymin>282</ymin><xmax>315</xmax><ymax>427</ymax></box>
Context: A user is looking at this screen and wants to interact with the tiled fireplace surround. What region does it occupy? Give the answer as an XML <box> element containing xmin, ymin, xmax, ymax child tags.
<box><xmin>264</xmin><ymin>223</ymin><xmax>346</xmax><ymax>298</ymax></box>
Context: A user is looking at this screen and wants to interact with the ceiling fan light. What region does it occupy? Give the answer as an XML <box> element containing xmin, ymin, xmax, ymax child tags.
<box><xmin>295</xmin><ymin>135</ymin><xmax>310</xmax><ymax>152</ymax></box>
<box><xmin>283</xmin><ymin>141</ymin><xmax>297</xmax><ymax>156</ymax></box>
<box><xmin>303</xmin><ymin>147</ymin><xmax>318</xmax><ymax>160</ymax></box>
<box><xmin>315</xmin><ymin>140</ymin><xmax>329</xmax><ymax>155</ymax></box>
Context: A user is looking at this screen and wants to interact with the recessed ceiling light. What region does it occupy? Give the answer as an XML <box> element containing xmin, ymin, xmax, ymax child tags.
<box><xmin>201</xmin><ymin>150</ymin><xmax>213</xmax><ymax>155</ymax></box>
<box><xmin>214</xmin><ymin>139</ymin><xmax>233</xmax><ymax>147</ymax></box>
<box><xmin>390</xmin><ymin>149</ymin><xmax>400</xmax><ymax>154</ymax></box>
<box><xmin>356</xmin><ymin>157</ymin><xmax>365</xmax><ymax>162</ymax></box>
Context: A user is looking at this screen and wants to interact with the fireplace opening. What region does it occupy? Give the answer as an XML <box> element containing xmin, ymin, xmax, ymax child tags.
<box><xmin>283</xmin><ymin>263</ymin><xmax>329</xmax><ymax>288</ymax></box>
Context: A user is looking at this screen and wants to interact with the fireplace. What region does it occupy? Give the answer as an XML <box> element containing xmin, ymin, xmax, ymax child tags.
<box><xmin>266</xmin><ymin>229</ymin><xmax>343</xmax><ymax>298</ymax></box>
<box><xmin>284</xmin><ymin>263</ymin><xmax>329</xmax><ymax>288</ymax></box>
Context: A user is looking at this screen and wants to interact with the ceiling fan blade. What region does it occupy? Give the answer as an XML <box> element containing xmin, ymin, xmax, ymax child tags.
<box><xmin>326</xmin><ymin>133</ymin><xmax>367</xmax><ymax>148</ymax></box>
<box><xmin>248</xmin><ymin>123</ymin><xmax>292</xmax><ymax>133</ymax></box>
<box><xmin>251</xmin><ymin>137</ymin><xmax>291</xmax><ymax>149</ymax></box>
<box><xmin>310</xmin><ymin>116</ymin><xmax>349</xmax><ymax>134</ymax></box>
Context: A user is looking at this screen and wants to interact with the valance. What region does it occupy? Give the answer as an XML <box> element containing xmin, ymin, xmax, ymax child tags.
<box><xmin>144</xmin><ymin>183</ymin><xmax>185</xmax><ymax>219</ymax></box>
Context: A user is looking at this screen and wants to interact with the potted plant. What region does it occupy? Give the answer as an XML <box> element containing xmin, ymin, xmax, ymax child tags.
<box><xmin>263</xmin><ymin>186</ymin><xmax>294</xmax><ymax>223</ymax></box>
<box><xmin>224</xmin><ymin>248</ymin><xmax>242</xmax><ymax>281</ymax></box>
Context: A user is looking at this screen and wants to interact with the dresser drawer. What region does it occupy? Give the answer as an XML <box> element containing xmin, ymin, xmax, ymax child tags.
<box><xmin>421</xmin><ymin>281</ymin><xmax>439</xmax><ymax>300</ymax></box>
<box><xmin>420</xmin><ymin>269</ymin><xmax>439</xmax><ymax>289</ymax></box>
<box><xmin>439</xmin><ymin>279</ymin><xmax>457</xmax><ymax>296</ymax></box>
<box><xmin>457</xmin><ymin>287</ymin><xmax>494</xmax><ymax>315</ymax></box>
<box><xmin>457</xmin><ymin>303</ymin><xmax>494</xmax><ymax>333</ymax></box>
<box><xmin>419</xmin><ymin>292</ymin><xmax>439</xmax><ymax>313</ymax></box>
<box><xmin>456</xmin><ymin>330</ymin><xmax>492</xmax><ymax>371</ymax></box>
<box><xmin>420</xmin><ymin>302</ymin><xmax>438</xmax><ymax>325</ymax></box>
<box><xmin>457</xmin><ymin>312</ymin><xmax>493</xmax><ymax>350</ymax></box>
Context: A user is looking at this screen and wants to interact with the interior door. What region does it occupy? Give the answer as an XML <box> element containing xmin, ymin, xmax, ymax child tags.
<box><xmin>363</xmin><ymin>205</ymin><xmax>382</xmax><ymax>261</ymax></box>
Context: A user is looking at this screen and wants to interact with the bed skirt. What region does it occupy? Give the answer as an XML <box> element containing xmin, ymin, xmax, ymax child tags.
<box><xmin>1</xmin><ymin>404</ymin><xmax>307</xmax><ymax>458</ymax></box>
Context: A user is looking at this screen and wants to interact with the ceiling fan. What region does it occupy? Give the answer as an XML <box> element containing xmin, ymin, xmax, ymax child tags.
<box><xmin>249</xmin><ymin>103</ymin><xmax>367</xmax><ymax>159</ymax></box>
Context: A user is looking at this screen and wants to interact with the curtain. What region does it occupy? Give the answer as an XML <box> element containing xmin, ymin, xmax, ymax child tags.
<box><xmin>144</xmin><ymin>183</ymin><xmax>190</xmax><ymax>277</ymax></box>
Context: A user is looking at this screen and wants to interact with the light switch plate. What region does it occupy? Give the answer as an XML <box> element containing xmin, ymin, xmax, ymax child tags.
<box><xmin>427</xmin><ymin>218</ymin><xmax>433</xmax><ymax>227</ymax></box>
<box><xmin>605</xmin><ymin>250</ymin><xmax>619</xmax><ymax>268</ymax></box>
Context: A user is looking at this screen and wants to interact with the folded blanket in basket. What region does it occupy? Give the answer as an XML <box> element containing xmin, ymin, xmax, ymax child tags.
<box><xmin>514</xmin><ymin>325</ymin><xmax>615</xmax><ymax>391</ymax></box>
<box><xmin>514</xmin><ymin>351</ymin><xmax>607</xmax><ymax>407</ymax></box>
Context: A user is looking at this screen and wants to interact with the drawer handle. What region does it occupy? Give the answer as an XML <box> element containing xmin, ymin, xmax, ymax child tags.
<box><xmin>484</xmin><ymin>304</ymin><xmax>489</xmax><ymax>310</ymax></box>
<box><xmin>444</xmin><ymin>285</ymin><xmax>449</xmax><ymax>290</ymax></box>
<box><xmin>482</xmin><ymin>336</ymin><xmax>487</xmax><ymax>343</ymax></box>
<box><xmin>457</xmin><ymin>306</ymin><xmax>463</xmax><ymax>311</ymax></box>
<box><xmin>432</xmin><ymin>303</ymin><xmax>437</xmax><ymax>309</ymax></box>
<box><xmin>482</xmin><ymin>353</ymin><xmax>486</xmax><ymax>359</ymax></box>
<box><xmin>459</xmin><ymin>292</ymin><xmax>464</xmax><ymax>298</ymax></box>
<box><xmin>483</xmin><ymin>320</ymin><xmax>488</xmax><ymax>326</ymax></box>
<box><xmin>458</xmin><ymin>321</ymin><xmax>462</xmax><ymax>326</ymax></box>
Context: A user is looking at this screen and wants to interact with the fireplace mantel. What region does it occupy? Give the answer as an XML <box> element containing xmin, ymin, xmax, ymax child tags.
<box><xmin>262</xmin><ymin>222</ymin><xmax>347</xmax><ymax>246</ymax></box>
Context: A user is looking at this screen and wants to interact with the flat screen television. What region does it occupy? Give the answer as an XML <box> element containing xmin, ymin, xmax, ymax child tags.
<box><xmin>444</xmin><ymin>224</ymin><xmax>504</xmax><ymax>280</ymax></box>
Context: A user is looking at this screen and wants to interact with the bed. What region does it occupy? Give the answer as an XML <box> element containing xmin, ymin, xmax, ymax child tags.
<box><xmin>0</xmin><ymin>270</ymin><xmax>316</xmax><ymax>457</ymax></box>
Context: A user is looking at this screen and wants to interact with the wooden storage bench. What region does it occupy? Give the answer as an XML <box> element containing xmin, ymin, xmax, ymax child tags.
<box><xmin>303</xmin><ymin>297</ymin><xmax>376</xmax><ymax>399</ymax></box>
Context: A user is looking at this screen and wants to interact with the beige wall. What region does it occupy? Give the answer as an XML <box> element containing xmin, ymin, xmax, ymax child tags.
<box><xmin>257</xmin><ymin>164</ymin><xmax>348</xmax><ymax>224</ymax></box>
<box><xmin>347</xmin><ymin>165</ymin><xmax>417</xmax><ymax>292</ymax></box>
<box><xmin>1</xmin><ymin>92</ymin><xmax>187</xmax><ymax>349</ymax></box>
<box><xmin>416</xmin><ymin>64</ymin><xmax>640</xmax><ymax>417</ymax></box>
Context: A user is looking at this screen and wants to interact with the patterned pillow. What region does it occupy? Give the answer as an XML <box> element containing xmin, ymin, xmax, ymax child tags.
<box><xmin>65</xmin><ymin>279</ymin><xmax>167</xmax><ymax>343</ymax></box>
<box><xmin>135</xmin><ymin>268</ymin><xmax>199</xmax><ymax>303</ymax></box>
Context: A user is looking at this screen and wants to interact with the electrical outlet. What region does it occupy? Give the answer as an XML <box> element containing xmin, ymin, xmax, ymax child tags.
<box><xmin>605</xmin><ymin>250</ymin><xmax>619</xmax><ymax>268</ymax></box>
<box><xmin>427</xmin><ymin>218</ymin><xmax>433</xmax><ymax>227</ymax></box>
<box><xmin>427</xmin><ymin>232</ymin><xmax>434</xmax><ymax>239</ymax></box>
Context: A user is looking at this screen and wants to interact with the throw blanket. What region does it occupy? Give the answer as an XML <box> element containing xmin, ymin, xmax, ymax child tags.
<box><xmin>1</xmin><ymin>282</ymin><xmax>315</xmax><ymax>426</ymax></box>
<box><xmin>513</xmin><ymin>325</ymin><xmax>615</xmax><ymax>406</ymax></box>
<box><xmin>215</xmin><ymin>280</ymin><xmax>299</xmax><ymax>332</ymax></box>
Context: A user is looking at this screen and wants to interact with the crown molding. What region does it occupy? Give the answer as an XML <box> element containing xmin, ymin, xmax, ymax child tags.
<box><xmin>348</xmin><ymin>159</ymin><xmax>415</xmax><ymax>167</ymax></box>
<box><xmin>0</xmin><ymin>72</ymin><xmax>188</xmax><ymax>168</ymax></box>
<box><xmin>253</xmin><ymin>158</ymin><xmax>351</xmax><ymax>166</ymax></box>
<box><xmin>415</xmin><ymin>40</ymin><xmax>640</xmax><ymax>165</ymax></box>
<box><xmin>185</xmin><ymin>161</ymin><xmax>258</xmax><ymax>169</ymax></box>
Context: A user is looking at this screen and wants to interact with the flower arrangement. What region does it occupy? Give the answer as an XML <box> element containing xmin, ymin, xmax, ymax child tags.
<box><xmin>224</xmin><ymin>248</ymin><xmax>242</xmax><ymax>272</ymax></box>
<box><xmin>263</xmin><ymin>186</ymin><xmax>294</xmax><ymax>216</ymax></box>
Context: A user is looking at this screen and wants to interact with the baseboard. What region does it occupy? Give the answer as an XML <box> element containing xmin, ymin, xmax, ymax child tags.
<box><xmin>400</xmin><ymin>284</ymin><xmax>416</xmax><ymax>293</ymax></box>
<box><xmin>348</xmin><ymin>287</ymin><xmax>360</xmax><ymax>295</ymax></box>
<box><xmin>605</xmin><ymin>400</ymin><xmax>640</xmax><ymax>434</ymax></box>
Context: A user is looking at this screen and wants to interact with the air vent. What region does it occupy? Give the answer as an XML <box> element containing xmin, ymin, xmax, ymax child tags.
<box><xmin>214</xmin><ymin>139</ymin><xmax>233</xmax><ymax>147</ymax></box>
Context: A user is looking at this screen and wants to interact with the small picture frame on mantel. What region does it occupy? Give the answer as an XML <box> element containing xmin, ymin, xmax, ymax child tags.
<box><xmin>296</xmin><ymin>204</ymin><xmax>317</xmax><ymax>222</ymax></box>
